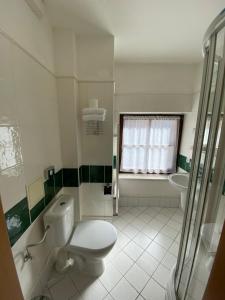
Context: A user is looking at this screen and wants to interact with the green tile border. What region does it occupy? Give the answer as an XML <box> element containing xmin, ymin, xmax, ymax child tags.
<box><xmin>178</xmin><ymin>154</ymin><xmax>191</xmax><ymax>173</ymax></box>
<box><xmin>30</xmin><ymin>197</ymin><xmax>45</xmax><ymax>222</ymax></box>
<box><xmin>105</xmin><ymin>166</ymin><xmax>113</xmax><ymax>183</ymax></box>
<box><xmin>5</xmin><ymin>198</ymin><xmax>31</xmax><ymax>247</ymax></box>
<box><xmin>113</xmin><ymin>156</ymin><xmax>117</xmax><ymax>169</ymax></box>
<box><xmin>63</xmin><ymin>168</ymin><xmax>79</xmax><ymax>187</ymax></box>
<box><xmin>90</xmin><ymin>165</ymin><xmax>104</xmax><ymax>183</ymax></box>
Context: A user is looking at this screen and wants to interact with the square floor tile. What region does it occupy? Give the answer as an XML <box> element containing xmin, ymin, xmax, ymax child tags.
<box><xmin>111</xmin><ymin>278</ymin><xmax>138</xmax><ymax>300</ymax></box>
<box><xmin>168</xmin><ymin>241</ymin><xmax>180</xmax><ymax>257</ymax></box>
<box><xmin>129</xmin><ymin>207</ymin><xmax>142</xmax><ymax>217</ymax></box>
<box><xmin>112</xmin><ymin>251</ymin><xmax>134</xmax><ymax>275</ymax></box>
<box><xmin>133</xmin><ymin>232</ymin><xmax>152</xmax><ymax>249</ymax></box>
<box><xmin>104</xmin><ymin>294</ymin><xmax>114</xmax><ymax>300</ymax></box>
<box><xmin>155</xmin><ymin>214</ymin><xmax>170</xmax><ymax>223</ymax></box>
<box><xmin>142</xmin><ymin>225</ymin><xmax>159</xmax><ymax>239</ymax></box>
<box><xmin>69</xmin><ymin>270</ymin><xmax>96</xmax><ymax>292</ymax></box>
<box><xmin>152</xmin><ymin>264</ymin><xmax>170</xmax><ymax>288</ymax></box>
<box><xmin>154</xmin><ymin>233</ymin><xmax>173</xmax><ymax>249</ymax></box>
<box><xmin>79</xmin><ymin>280</ymin><xmax>108</xmax><ymax>300</ymax></box>
<box><xmin>49</xmin><ymin>276</ymin><xmax>79</xmax><ymax>300</ymax></box>
<box><xmin>146</xmin><ymin>242</ymin><xmax>167</xmax><ymax>261</ymax></box>
<box><xmin>136</xmin><ymin>251</ymin><xmax>159</xmax><ymax>276</ymax></box>
<box><xmin>125</xmin><ymin>264</ymin><xmax>149</xmax><ymax>292</ymax></box>
<box><xmin>148</xmin><ymin>219</ymin><xmax>164</xmax><ymax>231</ymax></box>
<box><xmin>123</xmin><ymin>241</ymin><xmax>143</xmax><ymax>261</ymax></box>
<box><xmin>122</xmin><ymin>224</ymin><xmax>139</xmax><ymax>239</ymax></box>
<box><xmin>130</xmin><ymin>218</ymin><xmax>146</xmax><ymax>230</ymax></box>
<box><xmin>116</xmin><ymin>231</ymin><xmax>130</xmax><ymax>249</ymax></box>
<box><xmin>120</xmin><ymin>212</ymin><xmax>134</xmax><ymax>222</ymax></box>
<box><xmin>167</xmin><ymin>219</ymin><xmax>182</xmax><ymax>231</ymax></box>
<box><xmin>136</xmin><ymin>296</ymin><xmax>145</xmax><ymax>300</ymax></box>
<box><xmin>161</xmin><ymin>252</ymin><xmax>177</xmax><ymax>271</ymax></box>
<box><xmin>113</xmin><ymin>219</ymin><xmax>128</xmax><ymax>231</ymax></box>
<box><xmin>100</xmin><ymin>263</ymin><xmax>123</xmax><ymax>291</ymax></box>
<box><xmin>104</xmin><ymin>244</ymin><xmax>122</xmax><ymax>264</ymax></box>
<box><xmin>141</xmin><ymin>278</ymin><xmax>165</xmax><ymax>300</ymax></box>
<box><xmin>160</xmin><ymin>225</ymin><xmax>178</xmax><ymax>239</ymax></box>
<box><xmin>138</xmin><ymin>212</ymin><xmax>153</xmax><ymax>223</ymax></box>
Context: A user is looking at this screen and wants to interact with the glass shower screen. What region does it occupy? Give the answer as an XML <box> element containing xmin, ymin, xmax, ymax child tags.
<box><xmin>169</xmin><ymin>9</ymin><xmax>225</xmax><ymax>300</ymax></box>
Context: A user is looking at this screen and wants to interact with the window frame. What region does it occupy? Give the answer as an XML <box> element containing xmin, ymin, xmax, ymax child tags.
<box><xmin>119</xmin><ymin>114</ymin><xmax>184</xmax><ymax>174</ymax></box>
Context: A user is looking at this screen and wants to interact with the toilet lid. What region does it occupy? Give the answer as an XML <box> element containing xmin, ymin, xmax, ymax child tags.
<box><xmin>70</xmin><ymin>220</ymin><xmax>117</xmax><ymax>251</ymax></box>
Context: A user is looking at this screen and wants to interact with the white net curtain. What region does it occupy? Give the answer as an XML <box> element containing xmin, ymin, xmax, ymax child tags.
<box><xmin>120</xmin><ymin>115</ymin><xmax>180</xmax><ymax>174</ymax></box>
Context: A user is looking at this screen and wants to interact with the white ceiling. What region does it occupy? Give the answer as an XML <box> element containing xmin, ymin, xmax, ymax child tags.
<box><xmin>46</xmin><ymin>0</ymin><xmax>225</xmax><ymax>63</ymax></box>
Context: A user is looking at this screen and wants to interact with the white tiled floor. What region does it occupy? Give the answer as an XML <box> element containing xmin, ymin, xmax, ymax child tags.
<box><xmin>44</xmin><ymin>206</ymin><xmax>183</xmax><ymax>300</ymax></box>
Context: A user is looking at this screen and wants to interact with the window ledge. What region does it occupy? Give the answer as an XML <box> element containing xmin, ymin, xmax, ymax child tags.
<box><xmin>119</xmin><ymin>173</ymin><xmax>168</xmax><ymax>180</ymax></box>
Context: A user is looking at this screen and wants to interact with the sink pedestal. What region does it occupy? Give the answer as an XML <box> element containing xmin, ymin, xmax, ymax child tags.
<box><xmin>181</xmin><ymin>190</ymin><xmax>187</xmax><ymax>211</ymax></box>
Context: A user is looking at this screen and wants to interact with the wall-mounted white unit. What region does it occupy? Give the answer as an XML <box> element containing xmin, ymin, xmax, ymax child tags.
<box><xmin>82</xmin><ymin>99</ymin><xmax>106</xmax><ymax>135</ymax></box>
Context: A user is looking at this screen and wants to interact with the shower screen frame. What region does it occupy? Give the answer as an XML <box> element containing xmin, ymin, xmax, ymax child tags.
<box><xmin>173</xmin><ymin>8</ymin><xmax>225</xmax><ymax>300</ymax></box>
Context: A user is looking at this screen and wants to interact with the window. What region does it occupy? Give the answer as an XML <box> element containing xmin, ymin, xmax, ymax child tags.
<box><xmin>120</xmin><ymin>115</ymin><xmax>182</xmax><ymax>174</ymax></box>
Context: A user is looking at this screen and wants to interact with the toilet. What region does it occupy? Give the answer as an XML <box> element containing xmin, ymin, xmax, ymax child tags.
<box><xmin>44</xmin><ymin>194</ymin><xmax>117</xmax><ymax>277</ymax></box>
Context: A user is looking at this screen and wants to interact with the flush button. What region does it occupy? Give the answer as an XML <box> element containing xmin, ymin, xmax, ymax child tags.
<box><xmin>60</xmin><ymin>202</ymin><xmax>66</xmax><ymax>206</ymax></box>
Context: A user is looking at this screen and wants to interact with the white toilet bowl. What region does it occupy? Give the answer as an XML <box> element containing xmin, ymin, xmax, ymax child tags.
<box><xmin>44</xmin><ymin>195</ymin><xmax>117</xmax><ymax>277</ymax></box>
<box><xmin>68</xmin><ymin>220</ymin><xmax>117</xmax><ymax>276</ymax></box>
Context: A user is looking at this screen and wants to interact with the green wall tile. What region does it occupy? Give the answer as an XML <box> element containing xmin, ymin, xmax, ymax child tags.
<box><xmin>44</xmin><ymin>177</ymin><xmax>55</xmax><ymax>206</ymax></box>
<box><xmin>5</xmin><ymin>198</ymin><xmax>30</xmax><ymax>246</ymax></box>
<box><xmin>178</xmin><ymin>154</ymin><xmax>187</xmax><ymax>170</ymax></box>
<box><xmin>30</xmin><ymin>198</ymin><xmax>45</xmax><ymax>222</ymax></box>
<box><xmin>90</xmin><ymin>165</ymin><xmax>104</xmax><ymax>183</ymax></box>
<box><xmin>63</xmin><ymin>168</ymin><xmax>79</xmax><ymax>187</ymax></box>
<box><xmin>81</xmin><ymin>165</ymin><xmax>90</xmax><ymax>183</ymax></box>
<box><xmin>113</xmin><ymin>156</ymin><xmax>117</xmax><ymax>169</ymax></box>
<box><xmin>79</xmin><ymin>166</ymin><xmax>82</xmax><ymax>184</ymax></box>
<box><xmin>105</xmin><ymin>166</ymin><xmax>112</xmax><ymax>183</ymax></box>
<box><xmin>55</xmin><ymin>169</ymin><xmax>63</xmax><ymax>194</ymax></box>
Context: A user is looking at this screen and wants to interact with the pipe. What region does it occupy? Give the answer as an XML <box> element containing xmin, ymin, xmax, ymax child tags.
<box><xmin>24</xmin><ymin>225</ymin><xmax>50</xmax><ymax>262</ymax></box>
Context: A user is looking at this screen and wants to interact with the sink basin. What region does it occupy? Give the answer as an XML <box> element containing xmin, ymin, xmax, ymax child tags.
<box><xmin>168</xmin><ymin>173</ymin><xmax>189</xmax><ymax>191</ymax></box>
<box><xmin>168</xmin><ymin>173</ymin><xmax>189</xmax><ymax>211</ymax></box>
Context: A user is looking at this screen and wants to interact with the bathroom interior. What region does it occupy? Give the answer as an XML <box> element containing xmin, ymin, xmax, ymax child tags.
<box><xmin>1</xmin><ymin>1</ymin><xmax>225</xmax><ymax>300</ymax></box>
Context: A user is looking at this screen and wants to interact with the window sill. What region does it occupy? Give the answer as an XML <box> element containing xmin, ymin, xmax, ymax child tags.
<box><xmin>119</xmin><ymin>173</ymin><xmax>168</xmax><ymax>180</ymax></box>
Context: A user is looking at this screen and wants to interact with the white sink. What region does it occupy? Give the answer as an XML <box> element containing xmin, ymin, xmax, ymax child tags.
<box><xmin>168</xmin><ymin>173</ymin><xmax>189</xmax><ymax>211</ymax></box>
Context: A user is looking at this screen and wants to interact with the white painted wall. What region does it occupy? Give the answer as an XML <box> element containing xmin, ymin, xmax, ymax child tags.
<box><xmin>77</xmin><ymin>36</ymin><xmax>114</xmax><ymax>81</ymax></box>
<box><xmin>54</xmin><ymin>33</ymin><xmax>114</xmax><ymax>217</ymax></box>
<box><xmin>77</xmin><ymin>36</ymin><xmax>114</xmax><ymax>217</ymax></box>
<box><xmin>0</xmin><ymin>0</ymin><xmax>55</xmax><ymax>73</ymax></box>
<box><xmin>115</xmin><ymin>63</ymin><xmax>197</xmax><ymax>114</ymax></box>
<box><xmin>53</xmin><ymin>29</ymin><xmax>81</xmax><ymax>169</ymax></box>
<box><xmin>115</xmin><ymin>62</ymin><xmax>199</xmax><ymax>204</ymax></box>
<box><xmin>180</xmin><ymin>63</ymin><xmax>203</xmax><ymax>159</ymax></box>
<box><xmin>53</xmin><ymin>29</ymin><xmax>78</xmax><ymax>78</ymax></box>
<box><xmin>0</xmin><ymin>2</ymin><xmax>61</xmax><ymax>298</ymax></box>
<box><xmin>79</xmin><ymin>82</ymin><xmax>114</xmax><ymax>165</ymax></box>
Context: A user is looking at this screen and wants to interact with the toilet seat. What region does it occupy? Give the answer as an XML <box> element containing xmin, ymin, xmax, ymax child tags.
<box><xmin>69</xmin><ymin>220</ymin><xmax>117</xmax><ymax>252</ymax></box>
